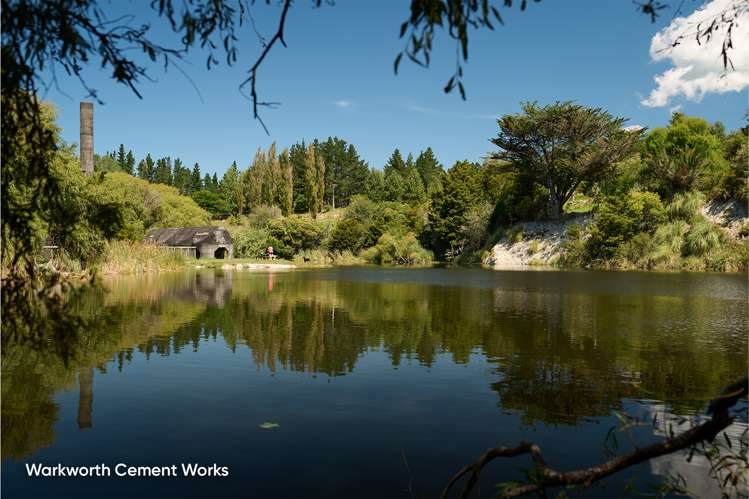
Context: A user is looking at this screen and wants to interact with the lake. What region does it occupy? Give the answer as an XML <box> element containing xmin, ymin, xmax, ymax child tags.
<box><xmin>2</xmin><ymin>267</ymin><xmax>747</xmax><ymax>498</ymax></box>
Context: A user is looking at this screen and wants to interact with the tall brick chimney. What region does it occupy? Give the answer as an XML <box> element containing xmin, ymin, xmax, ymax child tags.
<box><xmin>80</xmin><ymin>102</ymin><xmax>94</xmax><ymax>176</ymax></box>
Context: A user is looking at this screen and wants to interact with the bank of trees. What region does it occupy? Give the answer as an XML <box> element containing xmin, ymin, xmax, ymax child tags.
<box><xmin>11</xmin><ymin>101</ymin><xmax>748</xmax><ymax>272</ymax></box>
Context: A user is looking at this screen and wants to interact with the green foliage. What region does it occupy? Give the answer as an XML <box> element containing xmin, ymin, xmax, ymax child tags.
<box><xmin>492</xmin><ymin>101</ymin><xmax>642</xmax><ymax>218</ymax></box>
<box><xmin>93</xmin><ymin>172</ymin><xmax>210</xmax><ymax>241</ymax></box>
<box><xmin>585</xmin><ymin>191</ymin><xmax>666</xmax><ymax>261</ymax></box>
<box><xmin>304</xmin><ymin>143</ymin><xmax>325</xmax><ymax>219</ymax></box>
<box><xmin>316</xmin><ymin>137</ymin><xmax>369</xmax><ymax>208</ymax></box>
<box><xmin>666</xmin><ymin>191</ymin><xmax>705</xmax><ymax>221</ymax></box>
<box><xmin>683</xmin><ymin>216</ymin><xmax>723</xmax><ymax>257</ymax></box>
<box><xmin>191</xmin><ymin>189</ymin><xmax>231</xmax><ymax>218</ymax></box>
<box><xmin>487</xmin><ymin>167</ymin><xmax>549</xmax><ymax>228</ymax></box>
<box><xmin>246</xmin><ymin>204</ymin><xmax>283</xmax><ymax>228</ymax></box>
<box><xmin>426</xmin><ymin>160</ymin><xmax>485</xmax><ymax>258</ymax></box>
<box><xmin>327</xmin><ymin>219</ymin><xmax>368</xmax><ymax>253</ymax></box>
<box><xmin>641</xmin><ymin>114</ymin><xmax>728</xmax><ymax>197</ymax></box>
<box><xmin>266</xmin><ymin>216</ymin><xmax>325</xmax><ymax>259</ymax></box>
<box><xmin>232</xmin><ymin>227</ymin><xmax>272</xmax><ymax>259</ymax></box>
<box><xmin>361</xmin><ymin>232</ymin><xmax>432</xmax><ymax>266</ymax></box>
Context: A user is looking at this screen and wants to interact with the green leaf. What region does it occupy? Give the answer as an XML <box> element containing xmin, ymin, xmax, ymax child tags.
<box><xmin>259</xmin><ymin>422</ymin><xmax>280</xmax><ymax>429</ymax></box>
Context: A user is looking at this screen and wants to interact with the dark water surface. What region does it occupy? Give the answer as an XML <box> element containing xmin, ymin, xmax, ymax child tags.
<box><xmin>2</xmin><ymin>267</ymin><xmax>747</xmax><ymax>498</ymax></box>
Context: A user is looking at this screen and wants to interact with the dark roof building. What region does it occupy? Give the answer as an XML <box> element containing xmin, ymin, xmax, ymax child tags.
<box><xmin>144</xmin><ymin>226</ymin><xmax>233</xmax><ymax>259</ymax></box>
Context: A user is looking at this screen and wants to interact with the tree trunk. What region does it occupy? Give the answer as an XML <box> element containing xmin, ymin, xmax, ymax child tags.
<box><xmin>548</xmin><ymin>192</ymin><xmax>562</xmax><ymax>220</ymax></box>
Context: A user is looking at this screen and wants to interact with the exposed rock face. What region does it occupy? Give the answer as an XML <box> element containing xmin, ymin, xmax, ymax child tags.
<box><xmin>484</xmin><ymin>213</ymin><xmax>592</xmax><ymax>268</ymax></box>
<box><xmin>701</xmin><ymin>198</ymin><xmax>748</xmax><ymax>237</ymax></box>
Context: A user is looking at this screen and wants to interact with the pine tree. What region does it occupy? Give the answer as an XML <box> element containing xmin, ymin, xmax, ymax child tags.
<box><xmin>211</xmin><ymin>173</ymin><xmax>219</xmax><ymax>192</ymax></box>
<box><xmin>125</xmin><ymin>150</ymin><xmax>135</xmax><ymax>175</ymax></box>
<box><xmin>384</xmin><ymin>149</ymin><xmax>408</xmax><ymax>176</ymax></box>
<box><xmin>154</xmin><ymin>157</ymin><xmax>173</xmax><ymax>185</ymax></box>
<box><xmin>415</xmin><ymin>147</ymin><xmax>443</xmax><ymax>192</ymax></box>
<box><xmin>191</xmin><ymin>163</ymin><xmax>202</xmax><ymax>193</ymax></box>
<box><xmin>138</xmin><ymin>154</ymin><xmax>155</xmax><ymax>181</ymax></box>
<box><xmin>202</xmin><ymin>173</ymin><xmax>212</xmax><ymax>191</ymax></box>
<box><xmin>136</xmin><ymin>159</ymin><xmax>148</xmax><ymax>179</ymax></box>
<box><xmin>116</xmin><ymin>144</ymin><xmax>127</xmax><ymax>170</ymax></box>
<box><xmin>220</xmin><ymin>161</ymin><xmax>240</xmax><ymax>214</ymax></box>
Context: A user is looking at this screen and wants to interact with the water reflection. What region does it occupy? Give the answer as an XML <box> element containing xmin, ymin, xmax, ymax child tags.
<box><xmin>2</xmin><ymin>268</ymin><xmax>747</xmax><ymax>481</ymax></box>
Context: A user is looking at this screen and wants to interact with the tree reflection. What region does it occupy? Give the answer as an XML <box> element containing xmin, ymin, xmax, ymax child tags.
<box><xmin>2</xmin><ymin>269</ymin><xmax>746</xmax><ymax>460</ymax></box>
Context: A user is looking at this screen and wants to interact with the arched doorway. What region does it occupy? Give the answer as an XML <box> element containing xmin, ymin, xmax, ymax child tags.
<box><xmin>214</xmin><ymin>247</ymin><xmax>228</xmax><ymax>259</ymax></box>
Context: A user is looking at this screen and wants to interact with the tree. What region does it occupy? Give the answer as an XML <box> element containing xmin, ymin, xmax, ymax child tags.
<box><xmin>125</xmin><ymin>150</ymin><xmax>135</xmax><ymax>175</ymax></box>
<box><xmin>116</xmin><ymin>144</ymin><xmax>127</xmax><ymax>170</ymax></box>
<box><xmin>365</xmin><ymin>169</ymin><xmax>387</xmax><ymax>202</ymax></box>
<box><xmin>317</xmin><ymin>137</ymin><xmax>369</xmax><ymax>208</ymax></box>
<box><xmin>641</xmin><ymin>114</ymin><xmax>728</xmax><ymax>197</ymax></box>
<box><xmin>426</xmin><ymin>160</ymin><xmax>485</xmax><ymax>258</ymax></box>
<box><xmin>153</xmin><ymin>157</ymin><xmax>173</xmax><ymax>185</ymax></box>
<box><xmin>415</xmin><ymin>147</ymin><xmax>443</xmax><ymax>192</ymax></box>
<box><xmin>191</xmin><ymin>163</ymin><xmax>202</xmax><ymax>194</ymax></box>
<box><xmin>192</xmin><ymin>189</ymin><xmax>231</xmax><ymax>218</ymax></box>
<box><xmin>289</xmin><ymin>141</ymin><xmax>308</xmax><ymax>213</ymax></box>
<box><xmin>304</xmin><ymin>143</ymin><xmax>325</xmax><ymax>219</ymax></box>
<box><xmin>137</xmin><ymin>154</ymin><xmax>155</xmax><ymax>181</ymax></box>
<box><xmin>491</xmin><ymin>101</ymin><xmax>642</xmax><ymax>219</ymax></box>
<box><xmin>220</xmin><ymin>161</ymin><xmax>240</xmax><ymax>214</ymax></box>
<box><xmin>384</xmin><ymin>149</ymin><xmax>408</xmax><ymax>176</ymax></box>
<box><xmin>278</xmin><ymin>149</ymin><xmax>294</xmax><ymax>216</ymax></box>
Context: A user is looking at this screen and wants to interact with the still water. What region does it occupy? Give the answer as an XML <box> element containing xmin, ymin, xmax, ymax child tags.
<box><xmin>2</xmin><ymin>267</ymin><xmax>747</xmax><ymax>498</ymax></box>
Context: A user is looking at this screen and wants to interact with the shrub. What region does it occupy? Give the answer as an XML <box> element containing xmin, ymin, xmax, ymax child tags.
<box><xmin>362</xmin><ymin>232</ymin><xmax>432</xmax><ymax>265</ymax></box>
<box><xmin>266</xmin><ymin>216</ymin><xmax>325</xmax><ymax>259</ymax></box>
<box><xmin>666</xmin><ymin>191</ymin><xmax>705</xmax><ymax>221</ymax></box>
<box><xmin>233</xmin><ymin>227</ymin><xmax>272</xmax><ymax>258</ymax></box>
<box><xmin>682</xmin><ymin>216</ymin><xmax>723</xmax><ymax>257</ymax></box>
<box><xmin>327</xmin><ymin>219</ymin><xmax>367</xmax><ymax>253</ymax></box>
<box><xmin>585</xmin><ymin>191</ymin><xmax>665</xmax><ymax>261</ymax></box>
<box><xmin>246</xmin><ymin>204</ymin><xmax>283</xmax><ymax>228</ymax></box>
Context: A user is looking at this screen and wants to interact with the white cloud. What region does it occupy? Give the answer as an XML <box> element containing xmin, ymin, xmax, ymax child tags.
<box><xmin>641</xmin><ymin>0</ymin><xmax>749</xmax><ymax>108</ymax></box>
<box><xmin>332</xmin><ymin>99</ymin><xmax>354</xmax><ymax>108</ymax></box>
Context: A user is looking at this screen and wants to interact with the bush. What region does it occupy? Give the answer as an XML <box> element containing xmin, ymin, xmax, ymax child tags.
<box><xmin>233</xmin><ymin>227</ymin><xmax>272</xmax><ymax>258</ymax></box>
<box><xmin>246</xmin><ymin>204</ymin><xmax>283</xmax><ymax>228</ymax></box>
<box><xmin>585</xmin><ymin>191</ymin><xmax>666</xmax><ymax>261</ymax></box>
<box><xmin>266</xmin><ymin>216</ymin><xmax>325</xmax><ymax>259</ymax></box>
<box><xmin>361</xmin><ymin>232</ymin><xmax>432</xmax><ymax>265</ymax></box>
<box><xmin>666</xmin><ymin>191</ymin><xmax>705</xmax><ymax>221</ymax></box>
<box><xmin>327</xmin><ymin>219</ymin><xmax>367</xmax><ymax>253</ymax></box>
<box><xmin>93</xmin><ymin>172</ymin><xmax>210</xmax><ymax>240</ymax></box>
<box><xmin>682</xmin><ymin>216</ymin><xmax>723</xmax><ymax>257</ymax></box>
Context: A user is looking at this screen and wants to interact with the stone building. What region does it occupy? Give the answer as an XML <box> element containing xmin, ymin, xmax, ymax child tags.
<box><xmin>144</xmin><ymin>226</ymin><xmax>233</xmax><ymax>259</ymax></box>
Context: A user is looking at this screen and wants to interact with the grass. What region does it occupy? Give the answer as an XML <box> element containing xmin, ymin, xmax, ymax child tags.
<box><xmin>100</xmin><ymin>240</ymin><xmax>188</xmax><ymax>275</ymax></box>
<box><xmin>564</xmin><ymin>193</ymin><xmax>594</xmax><ymax>214</ymax></box>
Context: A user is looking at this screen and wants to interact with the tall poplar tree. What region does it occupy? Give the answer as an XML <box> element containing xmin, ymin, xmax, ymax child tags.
<box><xmin>305</xmin><ymin>143</ymin><xmax>325</xmax><ymax>219</ymax></box>
<box><xmin>278</xmin><ymin>149</ymin><xmax>294</xmax><ymax>216</ymax></box>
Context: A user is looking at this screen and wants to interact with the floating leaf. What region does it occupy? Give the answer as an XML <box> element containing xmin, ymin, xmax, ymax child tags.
<box><xmin>259</xmin><ymin>422</ymin><xmax>280</xmax><ymax>429</ymax></box>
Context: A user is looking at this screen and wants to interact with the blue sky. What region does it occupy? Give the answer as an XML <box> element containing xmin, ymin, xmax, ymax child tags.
<box><xmin>41</xmin><ymin>1</ymin><xmax>748</xmax><ymax>176</ymax></box>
